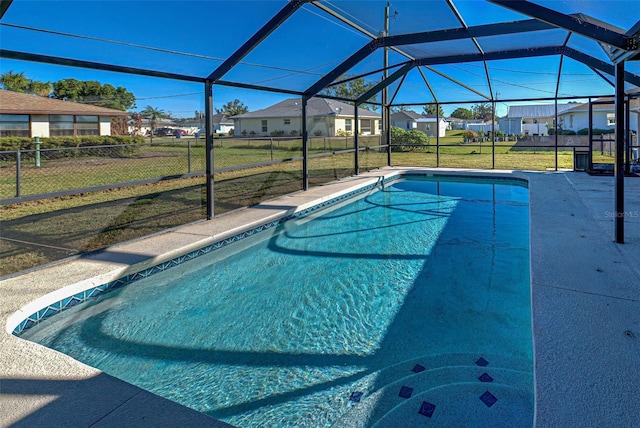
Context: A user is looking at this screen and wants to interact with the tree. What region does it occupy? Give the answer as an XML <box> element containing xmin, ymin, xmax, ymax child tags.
<box><xmin>450</xmin><ymin>107</ymin><xmax>473</xmax><ymax>120</ymax></box>
<box><xmin>27</xmin><ymin>80</ymin><xmax>52</xmax><ymax>97</ymax></box>
<box><xmin>390</xmin><ymin>105</ymin><xmax>411</xmax><ymax>113</ymax></box>
<box><xmin>471</xmin><ymin>103</ymin><xmax>493</xmax><ymax>121</ymax></box>
<box><xmin>322</xmin><ymin>75</ymin><xmax>378</xmax><ymax>111</ymax></box>
<box><xmin>423</xmin><ymin>104</ymin><xmax>445</xmax><ymax>117</ymax></box>
<box><xmin>52</xmin><ymin>78</ymin><xmax>136</xmax><ymax>111</ymax></box>
<box><xmin>216</xmin><ymin>99</ymin><xmax>248</xmax><ymax>116</ymax></box>
<box><xmin>139</xmin><ymin>105</ymin><xmax>168</xmax><ymax>142</ymax></box>
<box><xmin>0</xmin><ymin>71</ymin><xmax>29</xmax><ymax>92</ymax></box>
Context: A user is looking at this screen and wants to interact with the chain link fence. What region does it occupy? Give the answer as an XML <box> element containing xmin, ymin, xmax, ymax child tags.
<box><xmin>1</xmin><ymin>135</ymin><xmax>389</xmax><ymax>276</ymax></box>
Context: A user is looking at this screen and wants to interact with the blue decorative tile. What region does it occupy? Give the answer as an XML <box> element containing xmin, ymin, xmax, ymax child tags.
<box><xmin>418</xmin><ymin>401</ymin><xmax>436</xmax><ymax>418</ymax></box>
<box><xmin>479</xmin><ymin>373</ymin><xmax>493</xmax><ymax>383</ymax></box>
<box><xmin>350</xmin><ymin>391</ymin><xmax>363</xmax><ymax>403</ymax></box>
<box><xmin>476</xmin><ymin>357</ymin><xmax>489</xmax><ymax>367</ymax></box>
<box><xmin>480</xmin><ymin>390</ymin><xmax>498</xmax><ymax>407</ymax></box>
<box><xmin>42</xmin><ymin>306</ymin><xmax>58</xmax><ymax>318</ymax></box>
<box><xmin>399</xmin><ymin>386</ymin><xmax>413</xmax><ymax>398</ymax></box>
<box><xmin>412</xmin><ymin>364</ymin><xmax>426</xmax><ymax>373</ymax></box>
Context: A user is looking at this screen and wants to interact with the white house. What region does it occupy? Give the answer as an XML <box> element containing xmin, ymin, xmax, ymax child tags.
<box><xmin>390</xmin><ymin>110</ymin><xmax>447</xmax><ymax>137</ymax></box>
<box><xmin>557</xmin><ymin>97</ymin><xmax>640</xmax><ymax>134</ymax></box>
<box><xmin>0</xmin><ymin>89</ymin><xmax>128</xmax><ymax>138</ymax></box>
<box><xmin>230</xmin><ymin>97</ymin><xmax>380</xmax><ymax>137</ymax></box>
<box><xmin>505</xmin><ymin>103</ymin><xmax>574</xmax><ymax>136</ymax></box>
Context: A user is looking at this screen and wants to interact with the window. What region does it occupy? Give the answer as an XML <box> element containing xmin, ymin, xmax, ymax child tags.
<box><xmin>345</xmin><ymin>118</ymin><xmax>352</xmax><ymax>132</ymax></box>
<box><xmin>76</xmin><ymin>115</ymin><xmax>99</xmax><ymax>136</ymax></box>
<box><xmin>50</xmin><ymin>115</ymin><xmax>74</xmax><ymax>136</ymax></box>
<box><xmin>360</xmin><ymin>119</ymin><xmax>371</xmax><ymax>134</ymax></box>
<box><xmin>261</xmin><ymin>120</ymin><xmax>268</xmax><ymax>133</ymax></box>
<box><xmin>283</xmin><ymin>119</ymin><xmax>290</xmax><ymax>125</ymax></box>
<box><xmin>607</xmin><ymin>113</ymin><xmax>615</xmax><ymax>126</ymax></box>
<box><xmin>0</xmin><ymin>114</ymin><xmax>29</xmax><ymax>137</ymax></box>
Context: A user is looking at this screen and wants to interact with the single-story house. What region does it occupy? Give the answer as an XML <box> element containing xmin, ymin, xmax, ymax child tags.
<box><xmin>128</xmin><ymin>117</ymin><xmax>176</xmax><ymax>136</ymax></box>
<box><xmin>498</xmin><ymin>116</ymin><xmax>523</xmax><ymax>135</ymax></box>
<box><xmin>211</xmin><ymin>113</ymin><xmax>234</xmax><ymax>135</ymax></box>
<box><xmin>557</xmin><ymin>97</ymin><xmax>640</xmax><ymax>134</ymax></box>
<box><xmin>390</xmin><ymin>110</ymin><xmax>447</xmax><ymax>137</ymax></box>
<box><xmin>505</xmin><ymin>103</ymin><xmax>574</xmax><ymax>136</ymax></box>
<box><xmin>230</xmin><ymin>97</ymin><xmax>380</xmax><ymax>137</ymax></box>
<box><xmin>172</xmin><ymin>113</ymin><xmax>233</xmax><ymax>136</ymax></box>
<box><xmin>465</xmin><ymin>121</ymin><xmax>498</xmax><ymax>135</ymax></box>
<box><xmin>0</xmin><ymin>89</ymin><xmax>128</xmax><ymax>138</ymax></box>
<box><xmin>444</xmin><ymin>117</ymin><xmax>465</xmax><ymax>130</ymax></box>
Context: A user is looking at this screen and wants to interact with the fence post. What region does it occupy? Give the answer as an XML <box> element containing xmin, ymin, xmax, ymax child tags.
<box><xmin>270</xmin><ymin>138</ymin><xmax>274</xmax><ymax>161</ymax></box>
<box><xmin>34</xmin><ymin>136</ymin><xmax>41</xmax><ymax>167</ymax></box>
<box><xmin>16</xmin><ymin>150</ymin><xmax>21</xmax><ymax>197</ymax></box>
<box><xmin>187</xmin><ymin>140</ymin><xmax>192</xmax><ymax>173</ymax></box>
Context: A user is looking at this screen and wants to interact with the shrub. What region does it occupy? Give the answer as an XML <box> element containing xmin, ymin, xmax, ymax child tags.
<box><xmin>0</xmin><ymin>135</ymin><xmax>144</xmax><ymax>161</ymax></box>
<box><xmin>270</xmin><ymin>130</ymin><xmax>285</xmax><ymax>137</ymax></box>
<box><xmin>290</xmin><ymin>130</ymin><xmax>299</xmax><ymax>137</ymax></box>
<box><xmin>241</xmin><ymin>130</ymin><xmax>248</xmax><ymax>137</ymax></box>
<box><xmin>577</xmin><ymin>128</ymin><xmax>614</xmax><ymax>135</ymax></box>
<box><xmin>390</xmin><ymin>127</ymin><xmax>430</xmax><ymax>152</ymax></box>
<box><xmin>313</xmin><ymin>130</ymin><xmax>322</xmax><ymax>136</ymax></box>
<box><xmin>336</xmin><ymin>129</ymin><xmax>352</xmax><ymax>136</ymax></box>
<box><xmin>228</xmin><ymin>128</ymin><xmax>234</xmax><ymax>136</ymax></box>
<box><xmin>249</xmin><ymin>131</ymin><xmax>256</xmax><ymax>137</ymax></box>
<box><xmin>463</xmin><ymin>130</ymin><xmax>477</xmax><ymax>142</ymax></box>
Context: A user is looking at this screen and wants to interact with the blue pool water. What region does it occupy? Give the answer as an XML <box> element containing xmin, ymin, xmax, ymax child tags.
<box><xmin>21</xmin><ymin>176</ymin><xmax>532</xmax><ymax>427</ymax></box>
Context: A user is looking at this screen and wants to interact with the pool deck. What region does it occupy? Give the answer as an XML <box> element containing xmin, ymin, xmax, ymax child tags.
<box><xmin>1</xmin><ymin>167</ymin><xmax>639</xmax><ymax>427</ymax></box>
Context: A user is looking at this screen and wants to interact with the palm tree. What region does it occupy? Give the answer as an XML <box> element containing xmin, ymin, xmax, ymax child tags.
<box><xmin>0</xmin><ymin>71</ymin><xmax>29</xmax><ymax>92</ymax></box>
<box><xmin>139</xmin><ymin>105</ymin><xmax>168</xmax><ymax>142</ymax></box>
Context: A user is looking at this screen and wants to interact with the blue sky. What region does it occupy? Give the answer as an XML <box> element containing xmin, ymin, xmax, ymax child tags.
<box><xmin>1</xmin><ymin>0</ymin><xmax>639</xmax><ymax>118</ymax></box>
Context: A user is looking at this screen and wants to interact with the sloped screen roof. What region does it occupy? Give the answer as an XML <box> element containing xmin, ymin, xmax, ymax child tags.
<box><xmin>1</xmin><ymin>0</ymin><xmax>639</xmax><ymax>108</ymax></box>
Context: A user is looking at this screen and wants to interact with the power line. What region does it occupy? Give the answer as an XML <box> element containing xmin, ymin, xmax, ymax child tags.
<box><xmin>0</xmin><ymin>23</ymin><xmax>325</xmax><ymax>76</ymax></box>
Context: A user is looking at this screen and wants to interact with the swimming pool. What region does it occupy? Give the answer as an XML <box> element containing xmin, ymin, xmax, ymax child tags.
<box><xmin>17</xmin><ymin>175</ymin><xmax>532</xmax><ymax>427</ymax></box>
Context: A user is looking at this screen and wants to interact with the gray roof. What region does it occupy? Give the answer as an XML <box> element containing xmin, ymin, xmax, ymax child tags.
<box><xmin>390</xmin><ymin>110</ymin><xmax>424</xmax><ymax>121</ymax></box>
<box><xmin>212</xmin><ymin>113</ymin><xmax>233</xmax><ymax>125</ymax></box>
<box><xmin>231</xmin><ymin>97</ymin><xmax>379</xmax><ymax>119</ymax></box>
<box><xmin>507</xmin><ymin>104</ymin><xmax>574</xmax><ymax>118</ymax></box>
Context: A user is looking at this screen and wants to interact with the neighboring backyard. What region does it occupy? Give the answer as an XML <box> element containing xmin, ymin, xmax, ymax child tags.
<box><xmin>0</xmin><ymin>131</ymin><xmax>616</xmax><ymax>276</ymax></box>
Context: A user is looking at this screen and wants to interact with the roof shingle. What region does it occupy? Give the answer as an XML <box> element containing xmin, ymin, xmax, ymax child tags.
<box><xmin>0</xmin><ymin>90</ymin><xmax>129</xmax><ymax>116</ymax></box>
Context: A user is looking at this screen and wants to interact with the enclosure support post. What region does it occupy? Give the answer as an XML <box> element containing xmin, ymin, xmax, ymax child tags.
<box><xmin>383</xmin><ymin>1</ymin><xmax>390</xmax><ymax>167</ymax></box>
<box><xmin>204</xmin><ymin>80</ymin><xmax>215</xmax><ymax>220</ymax></box>
<box><xmin>436</xmin><ymin>102</ymin><xmax>441</xmax><ymax>167</ymax></box>
<box><xmin>385</xmin><ymin>104</ymin><xmax>391</xmax><ymax>166</ymax></box>
<box><xmin>614</xmin><ymin>61</ymin><xmax>625</xmax><ymax>244</ymax></box>
<box><xmin>302</xmin><ymin>96</ymin><xmax>309</xmax><ymax>190</ymax></box>
<box><xmin>625</xmin><ymin>95</ymin><xmax>631</xmax><ymax>175</ymax></box>
<box><xmin>354</xmin><ymin>104</ymin><xmax>360</xmax><ymax>175</ymax></box>
<box><xmin>554</xmin><ymin>99</ymin><xmax>558</xmax><ymax>171</ymax></box>
<box><xmin>588</xmin><ymin>98</ymin><xmax>594</xmax><ymax>171</ymax></box>
<box><xmin>491</xmin><ymin>101</ymin><xmax>496</xmax><ymax>169</ymax></box>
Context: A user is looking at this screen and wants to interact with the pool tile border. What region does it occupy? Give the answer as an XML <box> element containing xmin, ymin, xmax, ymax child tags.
<box><xmin>11</xmin><ymin>172</ymin><xmax>528</xmax><ymax>336</ymax></box>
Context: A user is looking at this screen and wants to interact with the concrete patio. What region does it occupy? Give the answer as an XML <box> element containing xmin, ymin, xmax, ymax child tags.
<box><xmin>1</xmin><ymin>168</ymin><xmax>639</xmax><ymax>427</ymax></box>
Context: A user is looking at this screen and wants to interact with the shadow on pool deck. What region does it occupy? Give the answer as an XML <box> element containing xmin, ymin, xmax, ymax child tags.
<box><xmin>1</xmin><ymin>168</ymin><xmax>639</xmax><ymax>427</ymax></box>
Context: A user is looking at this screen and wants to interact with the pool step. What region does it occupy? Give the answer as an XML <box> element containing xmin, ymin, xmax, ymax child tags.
<box><xmin>332</xmin><ymin>353</ymin><xmax>533</xmax><ymax>428</ymax></box>
<box><xmin>373</xmin><ymin>382</ymin><xmax>533</xmax><ymax>428</ymax></box>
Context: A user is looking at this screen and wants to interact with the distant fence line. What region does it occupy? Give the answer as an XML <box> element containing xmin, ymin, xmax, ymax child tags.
<box><xmin>0</xmin><ymin>137</ymin><xmax>387</xmax><ymax>204</ymax></box>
